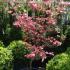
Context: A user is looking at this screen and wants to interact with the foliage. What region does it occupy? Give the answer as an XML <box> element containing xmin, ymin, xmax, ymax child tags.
<box><xmin>8</xmin><ymin>40</ymin><xmax>30</xmax><ymax>61</ymax></box>
<box><xmin>46</xmin><ymin>53</ymin><xmax>70</xmax><ymax>70</ymax></box>
<box><xmin>0</xmin><ymin>1</ymin><xmax>23</xmax><ymax>46</ymax></box>
<box><xmin>66</xmin><ymin>47</ymin><xmax>70</xmax><ymax>55</ymax></box>
<box><xmin>0</xmin><ymin>41</ymin><xmax>4</xmax><ymax>47</ymax></box>
<box><xmin>0</xmin><ymin>47</ymin><xmax>13</xmax><ymax>70</ymax></box>
<box><xmin>67</xmin><ymin>26</ymin><xmax>70</xmax><ymax>37</ymax></box>
<box><xmin>0</xmin><ymin>0</ymin><xmax>70</xmax><ymax>64</ymax></box>
<box><xmin>24</xmin><ymin>45</ymin><xmax>54</xmax><ymax>61</ymax></box>
<box><xmin>13</xmin><ymin>0</ymin><xmax>70</xmax><ymax>61</ymax></box>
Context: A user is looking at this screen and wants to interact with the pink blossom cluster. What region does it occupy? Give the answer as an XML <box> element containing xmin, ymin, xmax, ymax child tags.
<box><xmin>14</xmin><ymin>13</ymin><xmax>61</xmax><ymax>47</ymax></box>
<box><xmin>14</xmin><ymin>13</ymin><xmax>36</xmax><ymax>31</ymax></box>
<box><xmin>28</xmin><ymin>1</ymin><xmax>39</xmax><ymax>10</ymax></box>
<box><xmin>24</xmin><ymin>45</ymin><xmax>54</xmax><ymax>61</ymax></box>
<box><xmin>43</xmin><ymin>0</ymin><xmax>52</xmax><ymax>5</ymax></box>
<box><xmin>61</xmin><ymin>1</ymin><xmax>70</xmax><ymax>6</ymax></box>
<box><xmin>46</xmin><ymin>17</ymin><xmax>56</xmax><ymax>25</ymax></box>
<box><xmin>13</xmin><ymin>12</ymin><xmax>62</xmax><ymax>60</ymax></box>
<box><xmin>14</xmin><ymin>14</ymin><xmax>45</xmax><ymax>41</ymax></box>
<box><xmin>13</xmin><ymin>0</ymin><xmax>65</xmax><ymax>61</ymax></box>
<box><xmin>46</xmin><ymin>37</ymin><xmax>62</xmax><ymax>46</ymax></box>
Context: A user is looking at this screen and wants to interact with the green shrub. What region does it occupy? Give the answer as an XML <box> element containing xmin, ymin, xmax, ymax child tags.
<box><xmin>0</xmin><ymin>41</ymin><xmax>4</xmax><ymax>47</ymax></box>
<box><xmin>66</xmin><ymin>47</ymin><xmax>70</xmax><ymax>55</ymax></box>
<box><xmin>0</xmin><ymin>47</ymin><xmax>13</xmax><ymax>70</ymax></box>
<box><xmin>46</xmin><ymin>53</ymin><xmax>70</xmax><ymax>70</ymax></box>
<box><xmin>8</xmin><ymin>40</ymin><xmax>30</xmax><ymax>61</ymax></box>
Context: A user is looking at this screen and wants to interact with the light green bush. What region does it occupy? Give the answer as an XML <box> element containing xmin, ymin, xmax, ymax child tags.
<box><xmin>46</xmin><ymin>53</ymin><xmax>70</xmax><ymax>70</ymax></box>
<box><xmin>0</xmin><ymin>47</ymin><xmax>13</xmax><ymax>70</ymax></box>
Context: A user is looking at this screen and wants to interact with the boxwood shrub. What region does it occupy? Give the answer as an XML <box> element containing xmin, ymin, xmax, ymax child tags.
<box><xmin>46</xmin><ymin>53</ymin><xmax>70</xmax><ymax>70</ymax></box>
<box><xmin>0</xmin><ymin>47</ymin><xmax>13</xmax><ymax>70</ymax></box>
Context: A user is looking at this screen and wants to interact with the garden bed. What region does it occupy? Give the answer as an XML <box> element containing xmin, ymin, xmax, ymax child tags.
<box><xmin>0</xmin><ymin>0</ymin><xmax>70</xmax><ymax>70</ymax></box>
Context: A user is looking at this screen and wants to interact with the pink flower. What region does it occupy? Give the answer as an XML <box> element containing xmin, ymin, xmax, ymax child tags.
<box><xmin>46</xmin><ymin>10</ymin><xmax>52</xmax><ymax>15</ymax></box>
<box><xmin>8</xmin><ymin>10</ymin><xmax>13</xmax><ymax>14</ymax></box>
<box><xmin>13</xmin><ymin>21</ymin><xmax>21</xmax><ymax>27</ymax></box>
<box><xmin>24</xmin><ymin>52</ymin><xmax>35</xmax><ymax>59</ymax></box>
<box><xmin>61</xmin><ymin>1</ymin><xmax>70</xmax><ymax>6</ymax></box>
<box><xmin>47</xmin><ymin>18</ymin><xmax>56</xmax><ymax>25</ymax></box>
<box><xmin>39</xmin><ymin>51</ymin><xmax>46</xmax><ymax>62</ymax></box>
<box><xmin>14</xmin><ymin>13</ymin><xmax>36</xmax><ymax>31</ymax></box>
<box><xmin>43</xmin><ymin>0</ymin><xmax>51</xmax><ymax>5</ymax></box>
<box><xmin>28</xmin><ymin>1</ymin><xmax>38</xmax><ymax>10</ymax></box>
<box><xmin>56</xmin><ymin>5</ymin><xmax>64</xmax><ymax>13</ymax></box>
<box><xmin>46</xmin><ymin>52</ymin><xmax>54</xmax><ymax>56</ymax></box>
<box><xmin>53</xmin><ymin>40</ymin><xmax>62</xmax><ymax>46</ymax></box>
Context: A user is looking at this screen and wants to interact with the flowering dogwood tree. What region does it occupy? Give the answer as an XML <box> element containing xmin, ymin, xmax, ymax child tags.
<box><xmin>13</xmin><ymin>0</ymin><xmax>70</xmax><ymax>62</ymax></box>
